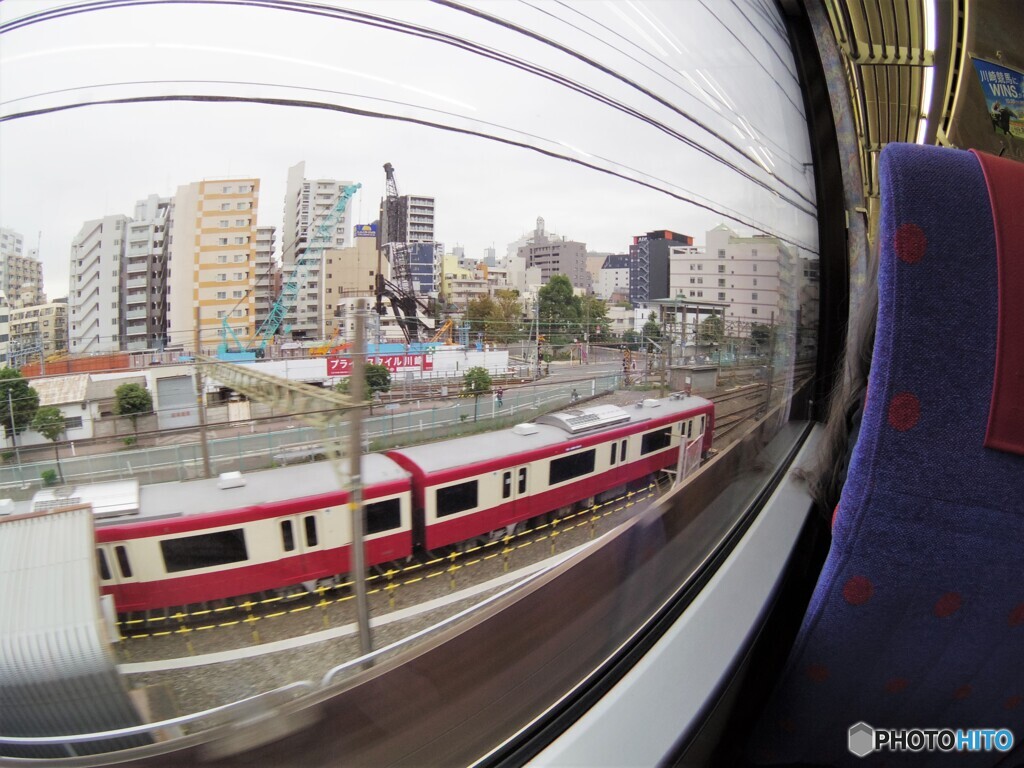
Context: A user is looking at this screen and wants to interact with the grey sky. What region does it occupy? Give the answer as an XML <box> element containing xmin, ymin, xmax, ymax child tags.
<box><xmin>0</xmin><ymin>0</ymin><xmax>816</xmax><ymax>300</ymax></box>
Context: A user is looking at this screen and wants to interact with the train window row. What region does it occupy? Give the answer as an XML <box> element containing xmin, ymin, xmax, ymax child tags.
<box><xmin>438</xmin><ymin>480</ymin><xmax>479</xmax><ymax>518</ymax></box>
<box><xmin>550</xmin><ymin>449</ymin><xmax>597</xmax><ymax>486</ymax></box>
<box><xmin>97</xmin><ymin>495</ymin><xmax>409</xmax><ymax>583</ymax></box>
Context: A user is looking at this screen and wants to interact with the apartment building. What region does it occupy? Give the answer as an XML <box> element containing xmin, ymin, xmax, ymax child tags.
<box><xmin>9</xmin><ymin>301</ymin><xmax>68</xmax><ymax>359</ymax></box>
<box><xmin>167</xmin><ymin>179</ymin><xmax>260</xmax><ymax>352</ymax></box>
<box><xmin>281</xmin><ymin>161</ymin><xmax>356</xmax><ymax>339</ymax></box>
<box><xmin>254</xmin><ymin>226</ymin><xmax>278</xmax><ymax>331</ymax></box>
<box><xmin>322</xmin><ymin>234</ymin><xmax>385</xmax><ymax>340</ymax></box>
<box><xmin>670</xmin><ymin>224</ymin><xmax>797</xmax><ymax>336</ymax></box>
<box><xmin>629</xmin><ymin>230</ymin><xmax>693</xmax><ymax>305</ymax></box>
<box><xmin>123</xmin><ymin>195</ymin><xmax>171</xmax><ymax>351</ymax></box>
<box><xmin>69</xmin><ymin>215</ymin><xmax>130</xmax><ymax>354</ymax></box>
<box><xmin>0</xmin><ymin>227</ymin><xmax>44</xmax><ymax>307</ymax></box>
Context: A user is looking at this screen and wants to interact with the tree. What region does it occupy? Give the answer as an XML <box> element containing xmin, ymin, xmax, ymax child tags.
<box><xmin>487</xmin><ymin>290</ymin><xmax>523</xmax><ymax>344</ymax></box>
<box><xmin>462</xmin><ymin>366</ymin><xmax>493</xmax><ymax>395</ymax></box>
<box><xmin>579</xmin><ymin>295</ymin><xmax>609</xmax><ymax>341</ymax></box>
<box><xmin>0</xmin><ymin>367</ymin><xmax>39</xmax><ymax>441</ymax></box>
<box><xmin>364</xmin><ymin>363</ymin><xmax>392</xmax><ymax>396</ymax></box>
<box><xmin>698</xmin><ymin>315</ymin><xmax>724</xmax><ymax>346</ymax></box>
<box><xmin>32</xmin><ymin>405</ymin><xmax>66</xmax><ymax>484</ymax></box>
<box><xmin>642</xmin><ymin>313</ymin><xmax>662</xmax><ymax>352</ymax></box>
<box><xmin>750</xmin><ymin>323</ymin><xmax>771</xmax><ymax>353</ymax></box>
<box><xmin>335</xmin><ymin>364</ymin><xmax>391</xmax><ymax>401</ymax></box>
<box><xmin>465</xmin><ymin>295</ymin><xmax>496</xmax><ymax>336</ymax></box>
<box><xmin>622</xmin><ymin>329</ymin><xmax>640</xmax><ymax>349</ymax></box>
<box><xmin>538</xmin><ymin>275</ymin><xmax>581</xmax><ymax>345</ymax></box>
<box><xmin>114</xmin><ymin>382</ymin><xmax>153</xmax><ymax>436</ymax></box>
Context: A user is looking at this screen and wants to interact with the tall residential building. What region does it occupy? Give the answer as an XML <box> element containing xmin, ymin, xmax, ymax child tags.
<box><xmin>517</xmin><ymin>218</ymin><xmax>591</xmax><ymax>292</ymax></box>
<box><xmin>10</xmin><ymin>301</ymin><xmax>68</xmax><ymax>359</ymax></box>
<box><xmin>254</xmin><ymin>226</ymin><xmax>278</xmax><ymax>331</ymax></box>
<box><xmin>0</xmin><ymin>227</ymin><xmax>44</xmax><ymax>307</ymax></box>
<box><xmin>322</xmin><ymin>236</ymin><xmax>385</xmax><ymax>339</ymax></box>
<box><xmin>404</xmin><ymin>195</ymin><xmax>435</xmax><ymax>243</ymax></box>
<box><xmin>166</xmin><ymin>179</ymin><xmax>260</xmax><ymax>352</ymax></box>
<box><xmin>123</xmin><ymin>195</ymin><xmax>171</xmax><ymax>351</ymax></box>
<box><xmin>0</xmin><ymin>291</ymin><xmax>9</xmax><ymax>364</ymax></box>
<box><xmin>596</xmin><ymin>254</ymin><xmax>630</xmax><ymax>301</ymax></box>
<box><xmin>669</xmin><ymin>224</ymin><xmax>797</xmax><ymax>336</ymax></box>
<box><xmin>69</xmin><ymin>214</ymin><xmax>130</xmax><ymax>354</ymax></box>
<box><xmin>282</xmin><ymin>161</ymin><xmax>356</xmax><ymax>339</ymax></box>
<box><xmin>629</xmin><ymin>230</ymin><xmax>693</xmax><ymax>305</ymax></box>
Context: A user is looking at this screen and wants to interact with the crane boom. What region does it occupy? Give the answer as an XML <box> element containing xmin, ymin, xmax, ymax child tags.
<box><xmin>220</xmin><ymin>182</ymin><xmax>361</xmax><ymax>357</ymax></box>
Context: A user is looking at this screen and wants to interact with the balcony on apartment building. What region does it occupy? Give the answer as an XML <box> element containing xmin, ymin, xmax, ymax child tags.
<box><xmin>126</xmin><ymin>276</ymin><xmax>148</xmax><ymax>291</ymax></box>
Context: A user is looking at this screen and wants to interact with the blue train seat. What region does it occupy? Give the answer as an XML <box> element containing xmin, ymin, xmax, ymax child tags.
<box><xmin>752</xmin><ymin>143</ymin><xmax>1024</xmax><ymax>766</ymax></box>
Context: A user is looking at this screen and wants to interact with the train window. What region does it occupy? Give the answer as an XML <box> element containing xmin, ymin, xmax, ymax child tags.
<box><xmin>161</xmin><ymin>529</ymin><xmax>249</xmax><ymax>573</ymax></box>
<box><xmin>366</xmin><ymin>498</ymin><xmax>402</xmax><ymax>534</ymax></box>
<box><xmin>621</xmin><ymin>440</ymin><xmax>628</xmax><ymax>462</ymax></box>
<box><xmin>304</xmin><ymin>515</ymin><xmax>318</xmax><ymax>547</ymax></box>
<box><xmin>280</xmin><ymin>520</ymin><xmax>295</xmax><ymax>552</ymax></box>
<box><xmin>502</xmin><ymin>471</ymin><xmax>512</xmax><ymax>500</ymax></box>
<box><xmin>611</xmin><ymin>442</ymin><xmax>617</xmax><ymax>465</ymax></box>
<box><xmin>437</xmin><ymin>480</ymin><xmax>479</xmax><ymax>518</ymax></box>
<box><xmin>641</xmin><ymin>427</ymin><xmax>673</xmax><ymax>455</ymax></box>
<box><xmin>549</xmin><ymin>449</ymin><xmax>597</xmax><ymax>486</ymax></box>
<box><xmin>114</xmin><ymin>545</ymin><xmax>132</xmax><ymax>578</ymax></box>
<box><xmin>97</xmin><ymin>549</ymin><xmax>110</xmax><ymax>581</ymax></box>
<box><xmin>518</xmin><ymin>467</ymin><xmax>528</xmax><ymax>495</ymax></box>
<box><xmin>700</xmin><ymin>415</ymin><xmax>706</xmax><ymax>435</ymax></box>
<box><xmin>688</xmin><ymin>420</ymin><xmax>693</xmax><ymax>439</ymax></box>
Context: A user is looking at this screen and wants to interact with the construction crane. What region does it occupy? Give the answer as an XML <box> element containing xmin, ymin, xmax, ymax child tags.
<box><xmin>376</xmin><ymin>163</ymin><xmax>432</xmax><ymax>344</ymax></box>
<box><xmin>219</xmin><ymin>183</ymin><xmax>361</xmax><ymax>360</ymax></box>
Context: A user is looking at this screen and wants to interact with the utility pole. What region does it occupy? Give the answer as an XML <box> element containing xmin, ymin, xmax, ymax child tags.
<box><xmin>534</xmin><ymin>301</ymin><xmax>541</xmax><ymax>379</ymax></box>
<box><xmin>194</xmin><ymin>307</ymin><xmax>212</xmax><ymax>479</ymax></box>
<box><xmin>348</xmin><ymin>300</ymin><xmax>373</xmax><ymax>658</ymax></box>
<box><xmin>765</xmin><ymin>311</ymin><xmax>776</xmax><ymax>412</ymax></box>
<box><xmin>7</xmin><ymin>389</ymin><xmax>21</xmax><ymax>469</ymax></box>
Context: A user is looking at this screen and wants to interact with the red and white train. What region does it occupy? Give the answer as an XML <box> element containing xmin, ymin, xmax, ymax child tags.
<box><xmin>28</xmin><ymin>395</ymin><xmax>713</xmax><ymax>613</ymax></box>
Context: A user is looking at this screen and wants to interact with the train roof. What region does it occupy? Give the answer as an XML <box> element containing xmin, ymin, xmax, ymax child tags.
<box><xmin>388</xmin><ymin>395</ymin><xmax>711</xmax><ymax>475</ymax></box>
<box><xmin>25</xmin><ymin>453</ymin><xmax>409</xmax><ymax>526</ymax></box>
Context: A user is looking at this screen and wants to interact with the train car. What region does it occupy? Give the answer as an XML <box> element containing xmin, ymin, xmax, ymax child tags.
<box><xmin>82</xmin><ymin>454</ymin><xmax>413</xmax><ymax>612</ymax></box>
<box><xmin>386</xmin><ymin>395</ymin><xmax>714</xmax><ymax>552</ymax></box>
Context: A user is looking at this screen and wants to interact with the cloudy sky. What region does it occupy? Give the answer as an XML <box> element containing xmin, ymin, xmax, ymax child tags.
<box><xmin>0</xmin><ymin>0</ymin><xmax>817</xmax><ymax>300</ymax></box>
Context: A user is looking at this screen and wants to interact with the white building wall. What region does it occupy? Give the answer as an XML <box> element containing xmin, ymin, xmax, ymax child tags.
<box><xmin>69</xmin><ymin>215</ymin><xmax>129</xmax><ymax>354</ymax></box>
<box><xmin>282</xmin><ymin>161</ymin><xmax>356</xmax><ymax>339</ymax></box>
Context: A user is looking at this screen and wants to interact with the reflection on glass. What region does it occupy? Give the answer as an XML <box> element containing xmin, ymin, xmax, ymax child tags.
<box><xmin>0</xmin><ymin>0</ymin><xmax>816</xmax><ymax>754</ymax></box>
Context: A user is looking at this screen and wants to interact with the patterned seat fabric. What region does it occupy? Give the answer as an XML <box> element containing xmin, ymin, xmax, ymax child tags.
<box><xmin>751</xmin><ymin>143</ymin><xmax>1024</xmax><ymax>766</ymax></box>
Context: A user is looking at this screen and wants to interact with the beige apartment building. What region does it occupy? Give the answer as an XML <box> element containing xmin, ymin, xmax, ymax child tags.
<box><xmin>10</xmin><ymin>301</ymin><xmax>68</xmax><ymax>358</ymax></box>
<box><xmin>322</xmin><ymin>234</ymin><xmax>387</xmax><ymax>339</ymax></box>
<box><xmin>167</xmin><ymin>179</ymin><xmax>260</xmax><ymax>352</ymax></box>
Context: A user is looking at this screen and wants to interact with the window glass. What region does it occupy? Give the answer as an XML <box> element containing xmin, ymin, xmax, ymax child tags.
<box><xmin>304</xmin><ymin>515</ymin><xmax>318</xmax><ymax>547</ymax></box>
<box><xmin>437</xmin><ymin>480</ymin><xmax>479</xmax><ymax>517</ymax></box>
<box><xmin>366</xmin><ymin>498</ymin><xmax>402</xmax><ymax>534</ymax></box>
<box><xmin>280</xmin><ymin>520</ymin><xmax>294</xmax><ymax>552</ymax></box>
<box><xmin>549</xmin><ymin>449</ymin><xmax>596</xmax><ymax>485</ymax></box>
<box><xmin>518</xmin><ymin>467</ymin><xmax>528</xmax><ymax>494</ymax></box>
<box><xmin>161</xmin><ymin>529</ymin><xmax>248</xmax><ymax>573</ymax></box>
<box><xmin>97</xmin><ymin>549</ymin><xmax>110</xmax><ymax>581</ymax></box>
<box><xmin>115</xmin><ymin>545</ymin><xmax>132</xmax><ymax>578</ymax></box>
<box><xmin>640</xmin><ymin>427</ymin><xmax>673</xmax><ymax>455</ymax></box>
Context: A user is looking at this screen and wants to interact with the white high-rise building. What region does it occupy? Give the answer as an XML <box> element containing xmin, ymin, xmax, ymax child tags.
<box><xmin>69</xmin><ymin>215</ymin><xmax>130</xmax><ymax>354</ymax></box>
<box><xmin>670</xmin><ymin>224</ymin><xmax>797</xmax><ymax>337</ymax></box>
<box><xmin>254</xmin><ymin>226</ymin><xmax>278</xmax><ymax>331</ymax></box>
<box><xmin>282</xmin><ymin>161</ymin><xmax>356</xmax><ymax>339</ymax></box>
<box><xmin>0</xmin><ymin>227</ymin><xmax>44</xmax><ymax>307</ymax></box>
<box><xmin>123</xmin><ymin>195</ymin><xmax>171</xmax><ymax>351</ymax></box>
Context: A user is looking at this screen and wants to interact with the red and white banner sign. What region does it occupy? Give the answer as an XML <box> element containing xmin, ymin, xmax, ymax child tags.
<box><xmin>327</xmin><ymin>354</ymin><xmax>433</xmax><ymax>376</ymax></box>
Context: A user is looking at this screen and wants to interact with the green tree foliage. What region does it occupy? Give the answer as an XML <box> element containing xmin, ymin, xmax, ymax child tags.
<box><xmin>462</xmin><ymin>366</ymin><xmax>493</xmax><ymax>395</ymax></box>
<box><xmin>464</xmin><ymin>295</ymin><xmax>495</xmax><ymax>336</ymax></box>
<box><xmin>364</xmin><ymin>363</ymin><xmax>392</xmax><ymax>395</ymax></box>
<box><xmin>0</xmin><ymin>367</ymin><xmax>39</xmax><ymax>439</ymax></box>
<box><xmin>335</xmin><ymin>364</ymin><xmax>391</xmax><ymax>400</ymax></box>
<box><xmin>622</xmin><ymin>329</ymin><xmax>640</xmax><ymax>348</ymax></box>
<box><xmin>114</xmin><ymin>382</ymin><xmax>153</xmax><ymax>435</ymax></box>
<box><xmin>32</xmin><ymin>405</ymin><xmax>66</xmax><ymax>483</ymax></box>
<box><xmin>488</xmin><ymin>290</ymin><xmax>523</xmax><ymax>344</ymax></box>
<box><xmin>579</xmin><ymin>295</ymin><xmax>610</xmax><ymax>341</ymax></box>
<box><xmin>538</xmin><ymin>275</ymin><xmax>580</xmax><ymax>344</ymax></box>
<box><xmin>750</xmin><ymin>323</ymin><xmax>771</xmax><ymax>352</ymax></box>
<box><xmin>698</xmin><ymin>315</ymin><xmax>725</xmax><ymax>345</ymax></box>
<box><xmin>642</xmin><ymin>313</ymin><xmax>662</xmax><ymax>347</ymax></box>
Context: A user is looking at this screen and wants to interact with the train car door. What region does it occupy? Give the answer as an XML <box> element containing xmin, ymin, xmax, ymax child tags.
<box><xmin>96</xmin><ymin>542</ymin><xmax>136</xmax><ymax>593</ymax></box>
<box><xmin>277</xmin><ymin>510</ymin><xmax>326</xmax><ymax>584</ymax></box>
<box><xmin>497</xmin><ymin>464</ymin><xmax>530</xmax><ymax>530</ymax></box>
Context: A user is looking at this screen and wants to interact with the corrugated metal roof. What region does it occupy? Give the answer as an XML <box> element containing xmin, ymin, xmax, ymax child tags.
<box><xmin>0</xmin><ymin>507</ymin><xmax>150</xmax><ymax>758</ymax></box>
<box><xmin>30</xmin><ymin>374</ymin><xmax>90</xmax><ymax>406</ymax></box>
<box><xmin>85</xmin><ymin>375</ymin><xmax>146</xmax><ymax>402</ymax></box>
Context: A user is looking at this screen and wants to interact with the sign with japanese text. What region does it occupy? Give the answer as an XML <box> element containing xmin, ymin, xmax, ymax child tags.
<box><xmin>972</xmin><ymin>57</ymin><xmax>1024</xmax><ymax>140</ymax></box>
<box><xmin>327</xmin><ymin>354</ymin><xmax>433</xmax><ymax>376</ymax></box>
